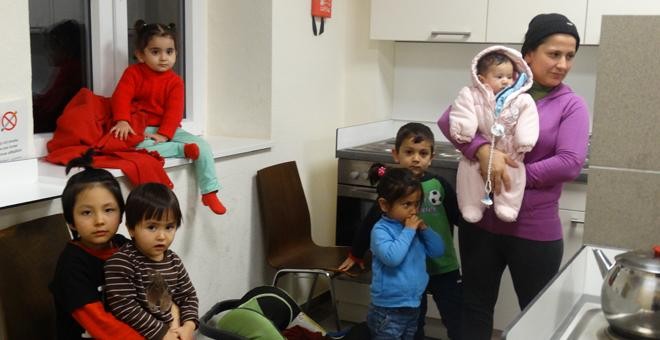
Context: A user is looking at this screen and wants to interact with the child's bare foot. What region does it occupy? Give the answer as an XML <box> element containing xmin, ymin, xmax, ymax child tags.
<box><xmin>202</xmin><ymin>191</ymin><xmax>227</xmax><ymax>215</ymax></box>
<box><xmin>184</xmin><ymin>143</ymin><xmax>199</xmax><ymax>160</ymax></box>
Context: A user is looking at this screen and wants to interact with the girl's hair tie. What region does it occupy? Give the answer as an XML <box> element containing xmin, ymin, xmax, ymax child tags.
<box><xmin>377</xmin><ymin>166</ymin><xmax>386</xmax><ymax>177</ymax></box>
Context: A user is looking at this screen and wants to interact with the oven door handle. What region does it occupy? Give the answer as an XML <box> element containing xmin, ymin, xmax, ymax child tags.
<box><xmin>338</xmin><ymin>184</ymin><xmax>378</xmax><ymax>201</ymax></box>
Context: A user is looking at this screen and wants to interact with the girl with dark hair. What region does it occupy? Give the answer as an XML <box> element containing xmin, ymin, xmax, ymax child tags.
<box><xmin>50</xmin><ymin>150</ymin><xmax>143</xmax><ymax>339</ymax></box>
<box><xmin>110</xmin><ymin>19</ymin><xmax>227</xmax><ymax>215</ymax></box>
<box><xmin>366</xmin><ymin>165</ymin><xmax>445</xmax><ymax>340</ymax></box>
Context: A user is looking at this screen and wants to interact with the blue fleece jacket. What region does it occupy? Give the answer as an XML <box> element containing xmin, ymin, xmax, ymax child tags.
<box><xmin>370</xmin><ymin>215</ymin><xmax>445</xmax><ymax>308</ymax></box>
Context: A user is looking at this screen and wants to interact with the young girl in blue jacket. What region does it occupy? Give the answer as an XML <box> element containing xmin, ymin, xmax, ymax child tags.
<box><xmin>367</xmin><ymin>165</ymin><xmax>445</xmax><ymax>340</ymax></box>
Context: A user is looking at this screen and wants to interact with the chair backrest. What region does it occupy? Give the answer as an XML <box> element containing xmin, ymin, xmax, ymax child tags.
<box><xmin>256</xmin><ymin>161</ymin><xmax>314</xmax><ymax>268</ymax></box>
<box><xmin>0</xmin><ymin>214</ymin><xmax>72</xmax><ymax>340</ymax></box>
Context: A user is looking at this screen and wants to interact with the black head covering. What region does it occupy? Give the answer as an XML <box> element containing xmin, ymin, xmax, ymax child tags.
<box><xmin>521</xmin><ymin>13</ymin><xmax>580</xmax><ymax>57</ymax></box>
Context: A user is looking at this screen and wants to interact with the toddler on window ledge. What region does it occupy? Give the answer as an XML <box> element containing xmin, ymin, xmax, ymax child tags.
<box><xmin>110</xmin><ymin>19</ymin><xmax>226</xmax><ymax>215</ymax></box>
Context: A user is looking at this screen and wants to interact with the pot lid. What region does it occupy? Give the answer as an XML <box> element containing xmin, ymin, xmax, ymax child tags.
<box><xmin>614</xmin><ymin>245</ymin><xmax>660</xmax><ymax>274</ymax></box>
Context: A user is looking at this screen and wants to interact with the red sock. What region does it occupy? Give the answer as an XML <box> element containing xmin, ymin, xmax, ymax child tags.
<box><xmin>202</xmin><ymin>192</ymin><xmax>227</xmax><ymax>215</ymax></box>
<box><xmin>184</xmin><ymin>143</ymin><xmax>200</xmax><ymax>160</ymax></box>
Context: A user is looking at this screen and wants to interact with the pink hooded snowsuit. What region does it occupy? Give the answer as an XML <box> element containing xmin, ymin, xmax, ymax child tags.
<box><xmin>450</xmin><ymin>45</ymin><xmax>539</xmax><ymax>223</ymax></box>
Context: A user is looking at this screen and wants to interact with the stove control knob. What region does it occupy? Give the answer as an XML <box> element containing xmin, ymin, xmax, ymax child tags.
<box><xmin>349</xmin><ymin>171</ymin><xmax>360</xmax><ymax>179</ymax></box>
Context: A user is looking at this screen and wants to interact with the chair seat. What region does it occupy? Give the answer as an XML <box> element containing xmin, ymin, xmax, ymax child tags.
<box><xmin>269</xmin><ymin>244</ymin><xmax>349</xmax><ymax>272</ymax></box>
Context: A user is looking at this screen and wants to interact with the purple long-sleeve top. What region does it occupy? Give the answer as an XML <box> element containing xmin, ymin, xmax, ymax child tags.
<box><xmin>438</xmin><ymin>83</ymin><xmax>590</xmax><ymax>241</ymax></box>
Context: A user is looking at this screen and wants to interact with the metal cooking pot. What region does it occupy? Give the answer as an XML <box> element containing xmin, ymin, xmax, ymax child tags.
<box><xmin>593</xmin><ymin>246</ymin><xmax>660</xmax><ymax>339</ymax></box>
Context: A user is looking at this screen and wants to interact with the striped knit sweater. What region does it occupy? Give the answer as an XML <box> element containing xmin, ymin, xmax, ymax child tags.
<box><xmin>104</xmin><ymin>242</ymin><xmax>198</xmax><ymax>340</ymax></box>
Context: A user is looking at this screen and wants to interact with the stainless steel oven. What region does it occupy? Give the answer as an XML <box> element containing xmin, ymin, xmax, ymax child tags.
<box><xmin>335</xmin><ymin>154</ymin><xmax>458</xmax><ymax>246</ymax></box>
<box><xmin>335</xmin><ymin>159</ymin><xmax>384</xmax><ymax>246</ymax></box>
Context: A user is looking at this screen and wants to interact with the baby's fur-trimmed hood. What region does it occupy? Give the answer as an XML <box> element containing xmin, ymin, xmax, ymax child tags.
<box><xmin>470</xmin><ymin>45</ymin><xmax>534</xmax><ymax>97</ymax></box>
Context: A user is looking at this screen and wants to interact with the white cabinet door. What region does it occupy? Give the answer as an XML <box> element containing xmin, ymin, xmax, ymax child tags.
<box><xmin>559</xmin><ymin>209</ymin><xmax>585</xmax><ymax>267</ymax></box>
<box><xmin>486</xmin><ymin>0</ymin><xmax>587</xmax><ymax>44</ymax></box>
<box><xmin>585</xmin><ymin>0</ymin><xmax>660</xmax><ymax>44</ymax></box>
<box><xmin>370</xmin><ymin>0</ymin><xmax>488</xmax><ymax>42</ymax></box>
<box><xmin>558</xmin><ymin>181</ymin><xmax>586</xmax><ymax>266</ymax></box>
<box><xmin>558</xmin><ymin>182</ymin><xmax>587</xmax><ymax>212</ymax></box>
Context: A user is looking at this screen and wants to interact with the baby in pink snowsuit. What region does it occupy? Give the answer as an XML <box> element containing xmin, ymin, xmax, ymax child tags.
<box><xmin>450</xmin><ymin>45</ymin><xmax>539</xmax><ymax>223</ymax></box>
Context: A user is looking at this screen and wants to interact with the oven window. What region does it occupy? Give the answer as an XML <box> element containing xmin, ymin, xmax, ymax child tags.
<box><xmin>336</xmin><ymin>191</ymin><xmax>376</xmax><ymax>246</ymax></box>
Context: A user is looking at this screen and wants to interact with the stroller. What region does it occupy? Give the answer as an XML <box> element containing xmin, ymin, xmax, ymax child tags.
<box><xmin>198</xmin><ymin>285</ymin><xmax>369</xmax><ymax>340</ymax></box>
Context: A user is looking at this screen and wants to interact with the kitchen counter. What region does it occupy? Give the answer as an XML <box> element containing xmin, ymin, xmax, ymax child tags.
<box><xmin>502</xmin><ymin>245</ymin><xmax>627</xmax><ymax>339</ymax></box>
<box><xmin>336</xmin><ymin>142</ymin><xmax>462</xmax><ymax>170</ymax></box>
<box><xmin>338</xmin><ymin>146</ymin><xmax>589</xmax><ymax>183</ymax></box>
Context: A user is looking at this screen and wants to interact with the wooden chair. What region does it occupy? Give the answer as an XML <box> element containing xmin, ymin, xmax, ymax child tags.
<box><xmin>0</xmin><ymin>214</ymin><xmax>72</xmax><ymax>340</ymax></box>
<box><xmin>256</xmin><ymin>161</ymin><xmax>350</xmax><ymax>331</ymax></box>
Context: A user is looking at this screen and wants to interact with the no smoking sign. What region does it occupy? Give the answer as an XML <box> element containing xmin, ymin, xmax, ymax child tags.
<box><xmin>1</xmin><ymin>111</ymin><xmax>18</xmax><ymax>132</ymax></box>
<box><xmin>0</xmin><ymin>98</ymin><xmax>29</xmax><ymax>162</ymax></box>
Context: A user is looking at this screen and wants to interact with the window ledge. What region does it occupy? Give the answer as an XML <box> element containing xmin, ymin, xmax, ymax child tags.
<box><xmin>0</xmin><ymin>136</ymin><xmax>272</xmax><ymax>210</ymax></box>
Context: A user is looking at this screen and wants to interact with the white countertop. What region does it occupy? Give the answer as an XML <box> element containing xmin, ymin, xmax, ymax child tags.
<box><xmin>0</xmin><ymin>136</ymin><xmax>272</xmax><ymax>210</ymax></box>
<box><xmin>502</xmin><ymin>245</ymin><xmax>627</xmax><ymax>340</ymax></box>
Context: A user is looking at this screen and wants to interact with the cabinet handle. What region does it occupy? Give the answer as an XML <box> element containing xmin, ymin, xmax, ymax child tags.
<box><xmin>570</xmin><ymin>218</ymin><xmax>584</xmax><ymax>226</ymax></box>
<box><xmin>430</xmin><ymin>30</ymin><xmax>471</xmax><ymax>37</ymax></box>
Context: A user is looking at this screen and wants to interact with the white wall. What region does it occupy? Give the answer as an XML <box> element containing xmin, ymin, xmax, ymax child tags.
<box><xmin>206</xmin><ymin>0</ymin><xmax>394</xmax><ymax>245</ymax></box>
<box><xmin>207</xmin><ymin>1</ymin><xmax>272</xmax><ymax>139</ymax></box>
<box><xmin>0</xmin><ymin>0</ymin><xmax>392</xmax><ymax>318</ymax></box>
<box><xmin>0</xmin><ymin>1</ymin><xmax>33</xmax><ymax>152</ymax></box>
<box><xmin>269</xmin><ymin>0</ymin><xmax>392</xmax><ymax>244</ymax></box>
<box><xmin>392</xmin><ymin>42</ymin><xmax>598</xmax><ymax>132</ymax></box>
<box><xmin>0</xmin><ymin>2</ymin><xmax>30</xmax><ymax>101</ymax></box>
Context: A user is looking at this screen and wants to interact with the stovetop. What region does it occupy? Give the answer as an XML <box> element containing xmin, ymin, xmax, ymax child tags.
<box><xmin>555</xmin><ymin>298</ymin><xmax>639</xmax><ymax>340</ymax></box>
<box><xmin>336</xmin><ymin>138</ymin><xmax>462</xmax><ymax>187</ymax></box>
<box><xmin>341</xmin><ymin>138</ymin><xmax>462</xmax><ymax>161</ymax></box>
<box><xmin>336</xmin><ymin>137</ymin><xmax>589</xmax><ymax>183</ymax></box>
<box><xmin>501</xmin><ymin>246</ymin><xmax>633</xmax><ymax>340</ymax></box>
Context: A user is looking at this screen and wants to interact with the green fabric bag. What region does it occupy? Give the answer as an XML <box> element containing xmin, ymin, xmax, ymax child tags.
<box><xmin>215</xmin><ymin>286</ymin><xmax>300</xmax><ymax>340</ymax></box>
<box><xmin>216</xmin><ymin>306</ymin><xmax>285</xmax><ymax>340</ymax></box>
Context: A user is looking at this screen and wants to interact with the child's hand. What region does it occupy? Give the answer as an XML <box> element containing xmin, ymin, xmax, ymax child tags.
<box><xmin>338</xmin><ymin>255</ymin><xmax>365</xmax><ymax>272</ymax></box>
<box><xmin>169</xmin><ymin>303</ymin><xmax>180</xmax><ymax>329</ymax></box>
<box><xmin>110</xmin><ymin>120</ymin><xmax>135</xmax><ymax>141</ymax></box>
<box><xmin>404</xmin><ymin>215</ymin><xmax>424</xmax><ymax>230</ymax></box>
<box><xmin>162</xmin><ymin>328</ymin><xmax>180</xmax><ymax>340</ymax></box>
<box><xmin>146</xmin><ymin>132</ymin><xmax>168</xmax><ymax>144</ymax></box>
<box><xmin>173</xmin><ymin>321</ymin><xmax>196</xmax><ymax>340</ymax></box>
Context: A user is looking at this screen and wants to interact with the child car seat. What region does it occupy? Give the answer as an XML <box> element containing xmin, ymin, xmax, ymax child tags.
<box><xmin>199</xmin><ymin>286</ymin><xmax>301</xmax><ymax>340</ymax></box>
<box><xmin>199</xmin><ymin>285</ymin><xmax>370</xmax><ymax>340</ymax></box>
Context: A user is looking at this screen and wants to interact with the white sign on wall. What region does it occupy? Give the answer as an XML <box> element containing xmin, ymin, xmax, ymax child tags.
<box><xmin>0</xmin><ymin>98</ymin><xmax>30</xmax><ymax>162</ymax></box>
